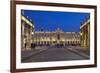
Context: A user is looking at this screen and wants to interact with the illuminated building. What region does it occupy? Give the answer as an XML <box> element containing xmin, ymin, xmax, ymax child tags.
<box><xmin>32</xmin><ymin>28</ymin><xmax>80</xmax><ymax>46</ymax></box>
<box><xmin>21</xmin><ymin>15</ymin><xmax>34</xmax><ymax>50</ymax></box>
<box><xmin>80</xmin><ymin>17</ymin><xmax>90</xmax><ymax>49</ymax></box>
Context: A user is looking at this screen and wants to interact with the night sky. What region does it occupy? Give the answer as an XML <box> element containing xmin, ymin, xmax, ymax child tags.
<box><xmin>21</xmin><ymin>10</ymin><xmax>90</xmax><ymax>32</ymax></box>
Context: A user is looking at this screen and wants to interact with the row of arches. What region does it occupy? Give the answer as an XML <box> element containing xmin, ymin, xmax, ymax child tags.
<box><xmin>32</xmin><ymin>40</ymin><xmax>80</xmax><ymax>46</ymax></box>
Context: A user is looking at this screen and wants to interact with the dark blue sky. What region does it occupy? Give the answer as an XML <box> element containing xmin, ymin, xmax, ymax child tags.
<box><xmin>22</xmin><ymin>10</ymin><xmax>90</xmax><ymax>32</ymax></box>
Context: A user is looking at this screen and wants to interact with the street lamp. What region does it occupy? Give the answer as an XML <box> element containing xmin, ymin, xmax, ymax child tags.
<box><xmin>32</xmin><ymin>32</ymin><xmax>34</xmax><ymax>35</ymax></box>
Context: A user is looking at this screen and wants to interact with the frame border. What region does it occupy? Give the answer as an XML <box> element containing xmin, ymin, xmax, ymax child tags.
<box><xmin>10</xmin><ymin>1</ymin><xmax>97</xmax><ymax>72</ymax></box>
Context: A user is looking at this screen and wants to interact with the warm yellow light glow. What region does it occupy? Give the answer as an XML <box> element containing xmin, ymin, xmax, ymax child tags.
<box><xmin>21</xmin><ymin>15</ymin><xmax>33</xmax><ymax>26</ymax></box>
<box><xmin>80</xmin><ymin>19</ymin><xmax>90</xmax><ymax>29</ymax></box>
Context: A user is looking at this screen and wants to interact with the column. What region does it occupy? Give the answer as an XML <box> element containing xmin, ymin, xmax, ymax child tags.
<box><xmin>21</xmin><ymin>21</ymin><xmax>25</xmax><ymax>50</ymax></box>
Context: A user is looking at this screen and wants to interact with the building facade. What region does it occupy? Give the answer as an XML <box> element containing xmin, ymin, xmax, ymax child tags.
<box><xmin>32</xmin><ymin>28</ymin><xmax>80</xmax><ymax>46</ymax></box>
<box><xmin>21</xmin><ymin>15</ymin><xmax>34</xmax><ymax>50</ymax></box>
<box><xmin>21</xmin><ymin>11</ymin><xmax>89</xmax><ymax>50</ymax></box>
<box><xmin>80</xmin><ymin>17</ymin><xmax>90</xmax><ymax>49</ymax></box>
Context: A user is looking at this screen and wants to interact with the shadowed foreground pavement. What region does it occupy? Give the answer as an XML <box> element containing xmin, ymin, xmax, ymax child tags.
<box><xmin>22</xmin><ymin>46</ymin><xmax>89</xmax><ymax>63</ymax></box>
